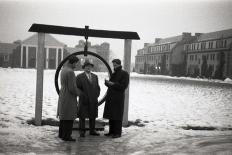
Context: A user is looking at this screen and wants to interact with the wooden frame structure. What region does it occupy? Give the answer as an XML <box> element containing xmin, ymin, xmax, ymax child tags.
<box><xmin>28</xmin><ymin>23</ymin><xmax>140</xmax><ymax>126</ymax></box>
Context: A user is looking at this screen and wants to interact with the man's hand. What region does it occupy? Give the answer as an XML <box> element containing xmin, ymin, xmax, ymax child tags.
<box><xmin>105</xmin><ymin>80</ymin><xmax>114</xmax><ymax>86</ymax></box>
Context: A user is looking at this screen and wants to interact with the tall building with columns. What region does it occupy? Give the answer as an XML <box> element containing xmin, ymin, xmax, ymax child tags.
<box><xmin>21</xmin><ymin>33</ymin><xmax>66</xmax><ymax>69</ymax></box>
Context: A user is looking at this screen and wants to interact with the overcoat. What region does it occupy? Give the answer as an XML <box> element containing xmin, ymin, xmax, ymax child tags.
<box><xmin>76</xmin><ymin>72</ymin><xmax>100</xmax><ymax>118</ymax></box>
<box><xmin>103</xmin><ymin>66</ymin><xmax>129</xmax><ymax>120</ymax></box>
<box><xmin>57</xmin><ymin>67</ymin><xmax>82</xmax><ymax>120</ymax></box>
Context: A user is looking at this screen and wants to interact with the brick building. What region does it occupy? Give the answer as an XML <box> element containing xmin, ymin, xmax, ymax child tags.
<box><xmin>184</xmin><ymin>29</ymin><xmax>232</xmax><ymax>79</ymax></box>
<box><xmin>135</xmin><ymin>28</ymin><xmax>232</xmax><ymax>79</ymax></box>
<box><xmin>0</xmin><ymin>41</ymin><xmax>21</xmax><ymax>68</ymax></box>
<box><xmin>135</xmin><ymin>33</ymin><xmax>196</xmax><ymax>76</ymax></box>
<box><xmin>65</xmin><ymin>40</ymin><xmax>110</xmax><ymax>72</ymax></box>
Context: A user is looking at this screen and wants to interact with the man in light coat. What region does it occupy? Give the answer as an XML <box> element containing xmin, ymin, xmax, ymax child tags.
<box><xmin>57</xmin><ymin>56</ymin><xmax>83</xmax><ymax>142</ymax></box>
<box><xmin>76</xmin><ymin>59</ymin><xmax>100</xmax><ymax>137</ymax></box>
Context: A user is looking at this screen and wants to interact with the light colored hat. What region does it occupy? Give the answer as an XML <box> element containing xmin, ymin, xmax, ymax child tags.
<box><xmin>82</xmin><ymin>59</ymin><xmax>94</xmax><ymax>69</ymax></box>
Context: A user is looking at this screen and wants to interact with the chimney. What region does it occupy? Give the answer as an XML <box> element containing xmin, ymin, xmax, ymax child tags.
<box><xmin>155</xmin><ymin>38</ymin><xmax>162</xmax><ymax>43</ymax></box>
<box><xmin>195</xmin><ymin>33</ymin><xmax>202</xmax><ymax>37</ymax></box>
<box><xmin>182</xmin><ymin>32</ymin><xmax>191</xmax><ymax>38</ymax></box>
<box><xmin>144</xmin><ymin>43</ymin><xmax>149</xmax><ymax>47</ymax></box>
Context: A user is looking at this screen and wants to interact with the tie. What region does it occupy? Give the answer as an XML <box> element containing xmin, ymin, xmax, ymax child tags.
<box><xmin>88</xmin><ymin>73</ymin><xmax>92</xmax><ymax>82</ymax></box>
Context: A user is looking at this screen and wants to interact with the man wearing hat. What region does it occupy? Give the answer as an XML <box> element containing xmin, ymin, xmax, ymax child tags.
<box><xmin>76</xmin><ymin>59</ymin><xmax>100</xmax><ymax>137</ymax></box>
<box><xmin>103</xmin><ymin>59</ymin><xmax>129</xmax><ymax>138</ymax></box>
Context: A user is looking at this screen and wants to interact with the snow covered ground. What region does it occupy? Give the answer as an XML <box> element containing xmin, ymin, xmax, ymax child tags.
<box><xmin>0</xmin><ymin>68</ymin><xmax>232</xmax><ymax>154</ymax></box>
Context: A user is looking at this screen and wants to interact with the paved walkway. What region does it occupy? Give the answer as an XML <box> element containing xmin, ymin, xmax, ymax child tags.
<box><xmin>44</xmin><ymin>130</ymin><xmax>232</xmax><ymax>155</ymax></box>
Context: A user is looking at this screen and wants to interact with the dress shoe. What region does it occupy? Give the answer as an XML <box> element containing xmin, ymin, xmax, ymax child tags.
<box><xmin>112</xmin><ymin>134</ymin><xmax>121</xmax><ymax>138</ymax></box>
<box><xmin>62</xmin><ymin>137</ymin><xmax>76</xmax><ymax>142</ymax></box>
<box><xmin>90</xmin><ymin>131</ymin><xmax>100</xmax><ymax>136</ymax></box>
<box><xmin>104</xmin><ymin>133</ymin><xmax>113</xmax><ymax>137</ymax></box>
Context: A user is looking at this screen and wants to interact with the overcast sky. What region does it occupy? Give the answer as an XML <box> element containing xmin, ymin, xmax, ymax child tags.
<box><xmin>0</xmin><ymin>0</ymin><xmax>232</xmax><ymax>63</ymax></box>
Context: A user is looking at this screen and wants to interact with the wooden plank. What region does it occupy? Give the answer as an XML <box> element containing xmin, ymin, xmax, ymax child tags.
<box><xmin>122</xmin><ymin>39</ymin><xmax>132</xmax><ymax>127</ymax></box>
<box><xmin>35</xmin><ymin>33</ymin><xmax>45</xmax><ymax>126</ymax></box>
<box><xmin>29</xmin><ymin>23</ymin><xmax>140</xmax><ymax>40</ymax></box>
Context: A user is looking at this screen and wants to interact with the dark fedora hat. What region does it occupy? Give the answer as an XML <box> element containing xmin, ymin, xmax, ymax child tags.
<box><xmin>82</xmin><ymin>59</ymin><xmax>94</xmax><ymax>69</ymax></box>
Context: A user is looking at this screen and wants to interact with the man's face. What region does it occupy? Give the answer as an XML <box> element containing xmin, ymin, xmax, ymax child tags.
<box><xmin>84</xmin><ymin>65</ymin><xmax>92</xmax><ymax>73</ymax></box>
<box><xmin>113</xmin><ymin>62</ymin><xmax>120</xmax><ymax>69</ymax></box>
<box><xmin>71</xmin><ymin>62</ymin><xmax>79</xmax><ymax>69</ymax></box>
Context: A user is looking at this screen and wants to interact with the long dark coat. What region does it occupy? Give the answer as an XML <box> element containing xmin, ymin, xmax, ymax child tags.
<box><xmin>57</xmin><ymin>67</ymin><xmax>82</xmax><ymax>120</ymax></box>
<box><xmin>103</xmin><ymin>66</ymin><xmax>129</xmax><ymax>120</ymax></box>
<box><xmin>76</xmin><ymin>72</ymin><xmax>100</xmax><ymax>119</ymax></box>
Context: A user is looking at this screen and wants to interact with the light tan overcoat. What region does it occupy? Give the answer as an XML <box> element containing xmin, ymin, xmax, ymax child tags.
<box><xmin>57</xmin><ymin>66</ymin><xmax>82</xmax><ymax>120</ymax></box>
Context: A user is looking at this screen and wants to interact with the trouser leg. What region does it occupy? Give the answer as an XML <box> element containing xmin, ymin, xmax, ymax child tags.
<box><xmin>63</xmin><ymin>120</ymin><xmax>74</xmax><ymax>139</ymax></box>
<box><xmin>79</xmin><ymin>118</ymin><xmax>86</xmax><ymax>134</ymax></box>
<box><xmin>89</xmin><ymin>118</ymin><xmax>96</xmax><ymax>133</ymax></box>
<box><xmin>113</xmin><ymin>120</ymin><xmax>122</xmax><ymax>135</ymax></box>
<box><xmin>109</xmin><ymin>119</ymin><xmax>114</xmax><ymax>134</ymax></box>
<box><xmin>59</xmin><ymin>120</ymin><xmax>64</xmax><ymax>138</ymax></box>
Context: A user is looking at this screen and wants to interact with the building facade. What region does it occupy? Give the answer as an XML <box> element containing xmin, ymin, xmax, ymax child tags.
<box><xmin>0</xmin><ymin>35</ymin><xmax>110</xmax><ymax>71</ymax></box>
<box><xmin>21</xmin><ymin>33</ymin><xmax>66</xmax><ymax>69</ymax></box>
<box><xmin>0</xmin><ymin>41</ymin><xmax>21</xmax><ymax>68</ymax></box>
<box><xmin>184</xmin><ymin>29</ymin><xmax>232</xmax><ymax>79</ymax></box>
<box><xmin>135</xmin><ymin>28</ymin><xmax>232</xmax><ymax>79</ymax></box>
<box><xmin>66</xmin><ymin>40</ymin><xmax>110</xmax><ymax>72</ymax></box>
<box><xmin>135</xmin><ymin>33</ymin><xmax>196</xmax><ymax>76</ymax></box>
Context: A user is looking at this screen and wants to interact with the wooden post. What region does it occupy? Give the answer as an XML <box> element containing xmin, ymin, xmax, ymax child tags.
<box><xmin>123</xmin><ymin>39</ymin><xmax>132</xmax><ymax>126</ymax></box>
<box><xmin>35</xmin><ymin>33</ymin><xmax>45</xmax><ymax>126</ymax></box>
<box><xmin>26</xmin><ymin>46</ymin><xmax>28</xmax><ymax>68</ymax></box>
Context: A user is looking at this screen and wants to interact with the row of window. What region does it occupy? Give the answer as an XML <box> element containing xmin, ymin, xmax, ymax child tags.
<box><xmin>185</xmin><ymin>39</ymin><xmax>227</xmax><ymax>51</ymax></box>
<box><xmin>150</xmin><ymin>44</ymin><xmax>170</xmax><ymax>53</ymax></box>
<box><xmin>136</xmin><ymin>55</ymin><xmax>169</xmax><ymax>62</ymax></box>
<box><xmin>188</xmin><ymin>53</ymin><xmax>219</xmax><ymax>62</ymax></box>
<box><xmin>22</xmin><ymin>46</ymin><xmax>63</xmax><ymax>53</ymax></box>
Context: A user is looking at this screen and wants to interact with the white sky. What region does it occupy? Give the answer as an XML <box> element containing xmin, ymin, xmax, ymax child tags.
<box><xmin>0</xmin><ymin>0</ymin><xmax>232</xmax><ymax>63</ymax></box>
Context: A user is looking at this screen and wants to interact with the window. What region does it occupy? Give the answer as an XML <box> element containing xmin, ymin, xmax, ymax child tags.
<box><xmin>224</xmin><ymin>40</ymin><xmax>227</xmax><ymax>47</ymax></box>
<box><xmin>216</xmin><ymin>40</ymin><xmax>223</xmax><ymax>48</ymax></box>
<box><xmin>209</xmin><ymin>41</ymin><xmax>214</xmax><ymax>49</ymax></box>
<box><xmin>217</xmin><ymin>53</ymin><xmax>220</xmax><ymax>61</ymax></box>
<box><xmin>4</xmin><ymin>55</ymin><xmax>9</xmax><ymax>61</ymax></box>
<box><xmin>212</xmin><ymin>54</ymin><xmax>215</xmax><ymax>60</ymax></box>
<box><xmin>197</xmin><ymin>43</ymin><xmax>199</xmax><ymax>50</ymax></box>
<box><xmin>201</xmin><ymin>42</ymin><xmax>206</xmax><ymax>49</ymax></box>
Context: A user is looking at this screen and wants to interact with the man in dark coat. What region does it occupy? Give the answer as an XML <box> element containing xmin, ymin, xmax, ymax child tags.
<box><xmin>57</xmin><ymin>56</ymin><xmax>83</xmax><ymax>142</ymax></box>
<box><xmin>76</xmin><ymin>59</ymin><xmax>100</xmax><ymax>137</ymax></box>
<box><xmin>103</xmin><ymin>59</ymin><xmax>129</xmax><ymax>138</ymax></box>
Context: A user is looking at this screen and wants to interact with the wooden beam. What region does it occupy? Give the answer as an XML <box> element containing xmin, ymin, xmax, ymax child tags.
<box><xmin>35</xmin><ymin>33</ymin><xmax>45</xmax><ymax>126</ymax></box>
<box><xmin>29</xmin><ymin>23</ymin><xmax>140</xmax><ymax>40</ymax></box>
<box><xmin>122</xmin><ymin>39</ymin><xmax>132</xmax><ymax>127</ymax></box>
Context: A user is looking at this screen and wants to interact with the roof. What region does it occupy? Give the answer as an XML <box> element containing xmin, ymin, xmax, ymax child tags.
<box><xmin>22</xmin><ymin>33</ymin><xmax>66</xmax><ymax>47</ymax></box>
<box><xmin>29</xmin><ymin>23</ymin><xmax>140</xmax><ymax>40</ymax></box>
<box><xmin>0</xmin><ymin>43</ymin><xmax>18</xmax><ymax>54</ymax></box>
<box><xmin>198</xmin><ymin>28</ymin><xmax>232</xmax><ymax>41</ymax></box>
<box><xmin>65</xmin><ymin>47</ymin><xmax>78</xmax><ymax>54</ymax></box>
<box><xmin>151</xmin><ymin>35</ymin><xmax>183</xmax><ymax>46</ymax></box>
